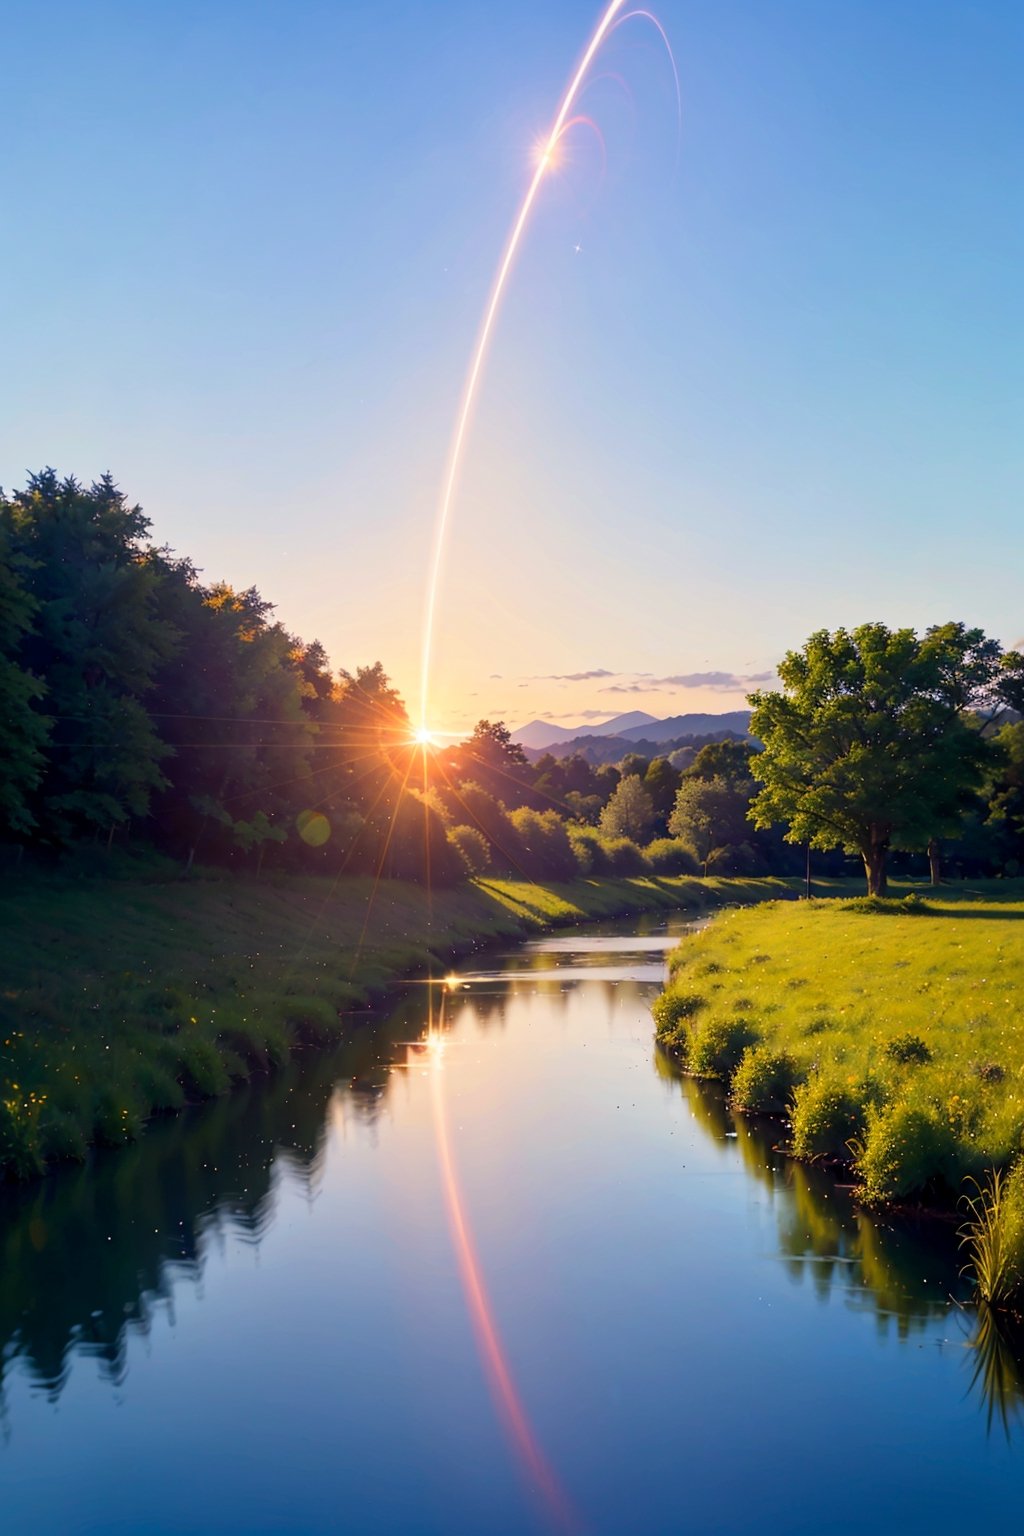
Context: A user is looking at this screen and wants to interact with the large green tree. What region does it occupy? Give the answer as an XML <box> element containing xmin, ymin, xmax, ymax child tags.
<box><xmin>8</xmin><ymin>471</ymin><xmax>176</xmax><ymax>842</ymax></box>
<box><xmin>0</xmin><ymin>512</ymin><xmax>50</xmax><ymax>834</ymax></box>
<box><xmin>748</xmin><ymin>623</ymin><xmax>1003</xmax><ymax>895</ymax></box>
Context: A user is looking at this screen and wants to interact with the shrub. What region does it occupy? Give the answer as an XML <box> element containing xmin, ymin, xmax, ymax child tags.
<box><xmin>448</xmin><ymin>824</ymin><xmax>491</xmax><ymax>875</ymax></box>
<box><xmin>790</xmin><ymin>1076</ymin><xmax>867</xmax><ymax>1161</ymax></box>
<box><xmin>652</xmin><ymin>989</ymin><xmax>706</xmax><ymax>1043</ymax></box>
<box><xmin>0</xmin><ymin>1089</ymin><xmax>47</xmax><ymax>1180</ymax></box>
<box><xmin>687</xmin><ymin>1015</ymin><xmax>759</xmax><ymax>1080</ymax></box>
<box><xmin>601</xmin><ymin>837</ymin><xmax>645</xmax><ymax>876</ymax></box>
<box><xmin>93</xmin><ymin>1088</ymin><xmax>144</xmax><ymax>1147</ymax></box>
<box><xmin>568</xmin><ymin>825</ymin><xmax>602</xmax><ymax>875</ymax></box>
<box><xmin>178</xmin><ymin>1037</ymin><xmax>231</xmax><ymax>1098</ymax></box>
<box><xmin>732</xmin><ymin>1046</ymin><xmax>801</xmax><ymax>1114</ymax></box>
<box><xmin>885</xmin><ymin>1032</ymin><xmax>932</xmax><ymax>1066</ymax></box>
<box><xmin>507</xmin><ymin>808</ymin><xmax>578</xmax><ymax>881</ymax></box>
<box><xmin>857</xmin><ymin>1101</ymin><xmax>957</xmax><ymax>1203</ymax></box>
<box><xmin>643</xmin><ymin>838</ymin><xmax>700</xmax><ymax>876</ymax></box>
<box><xmin>960</xmin><ymin>1164</ymin><xmax>1024</xmax><ymax>1306</ymax></box>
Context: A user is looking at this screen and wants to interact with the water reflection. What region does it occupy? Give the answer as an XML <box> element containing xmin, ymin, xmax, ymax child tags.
<box><xmin>1</xmin><ymin>920</ymin><xmax>1023</xmax><ymax>1476</ymax></box>
<box><xmin>659</xmin><ymin>1056</ymin><xmax>1021</xmax><ymax>1428</ymax></box>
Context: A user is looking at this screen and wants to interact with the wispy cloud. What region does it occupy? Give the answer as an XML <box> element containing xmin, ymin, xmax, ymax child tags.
<box><xmin>539</xmin><ymin>709</ymin><xmax>615</xmax><ymax>721</ymax></box>
<box><xmin>531</xmin><ymin>668</ymin><xmax>615</xmax><ymax>682</ymax></box>
<box><xmin>599</xmin><ymin>670</ymin><xmax>774</xmax><ymax>694</ymax></box>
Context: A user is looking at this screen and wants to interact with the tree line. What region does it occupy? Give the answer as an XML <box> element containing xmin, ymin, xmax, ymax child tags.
<box><xmin>4</xmin><ymin>474</ymin><xmax>1020</xmax><ymax>894</ymax></box>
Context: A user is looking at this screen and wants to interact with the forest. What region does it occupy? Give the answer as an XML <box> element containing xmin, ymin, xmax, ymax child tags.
<box><xmin>3</xmin><ymin>471</ymin><xmax>1024</xmax><ymax>892</ymax></box>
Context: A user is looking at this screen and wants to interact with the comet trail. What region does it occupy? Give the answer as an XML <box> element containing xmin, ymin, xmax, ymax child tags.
<box><xmin>418</xmin><ymin>0</ymin><xmax>679</xmax><ymax>730</ymax></box>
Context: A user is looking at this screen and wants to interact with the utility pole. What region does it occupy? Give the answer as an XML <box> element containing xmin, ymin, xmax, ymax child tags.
<box><xmin>805</xmin><ymin>843</ymin><xmax>812</xmax><ymax>901</ymax></box>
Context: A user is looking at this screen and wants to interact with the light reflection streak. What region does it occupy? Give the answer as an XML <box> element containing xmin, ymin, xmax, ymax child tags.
<box><xmin>418</xmin><ymin>0</ymin><xmax>679</xmax><ymax>729</ymax></box>
<box><xmin>424</xmin><ymin>996</ymin><xmax>580</xmax><ymax>1533</ymax></box>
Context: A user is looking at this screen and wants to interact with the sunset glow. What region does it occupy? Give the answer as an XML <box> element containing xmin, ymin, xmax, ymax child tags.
<box><xmin>417</xmin><ymin>0</ymin><xmax>677</xmax><ymax>732</ymax></box>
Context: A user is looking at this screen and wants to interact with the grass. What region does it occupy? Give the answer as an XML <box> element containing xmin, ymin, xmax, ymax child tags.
<box><xmin>0</xmin><ymin>861</ymin><xmax>796</xmax><ymax>1181</ymax></box>
<box><xmin>655</xmin><ymin>882</ymin><xmax>1024</xmax><ymax>1216</ymax></box>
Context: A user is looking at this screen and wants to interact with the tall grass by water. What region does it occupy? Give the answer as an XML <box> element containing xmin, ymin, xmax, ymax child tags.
<box><xmin>654</xmin><ymin>884</ymin><xmax>1024</xmax><ymax>1302</ymax></box>
<box><xmin>0</xmin><ymin>861</ymin><xmax>793</xmax><ymax>1181</ymax></box>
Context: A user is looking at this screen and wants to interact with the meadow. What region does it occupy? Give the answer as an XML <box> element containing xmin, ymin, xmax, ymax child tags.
<box><xmin>0</xmin><ymin>862</ymin><xmax>792</xmax><ymax>1181</ymax></box>
<box><xmin>655</xmin><ymin>885</ymin><xmax>1024</xmax><ymax>1215</ymax></box>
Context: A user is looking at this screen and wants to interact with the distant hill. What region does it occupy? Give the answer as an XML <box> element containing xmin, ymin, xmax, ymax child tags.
<box><xmin>618</xmin><ymin>711</ymin><xmax>752</xmax><ymax>743</ymax></box>
<box><xmin>521</xmin><ymin>724</ymin><xmax>751</xmax><ymax>766</ymax></box>
<box><xmin>511</xmin><ymin>711</ymin><xmax>658</xmax><ymax>751</ymax></box>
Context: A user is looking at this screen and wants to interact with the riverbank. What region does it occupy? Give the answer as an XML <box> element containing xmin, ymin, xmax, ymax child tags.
<box><xmin>0</xmin><ymin>865</ymin><xmax>798</xmax><ymax>1180</ymax></box>
<box><xmin>654</xmin><ymin>885</ymin><xmax>1024</xmax><ymax>1218</ymax></box>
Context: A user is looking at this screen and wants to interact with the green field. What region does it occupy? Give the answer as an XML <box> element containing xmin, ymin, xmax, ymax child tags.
<box><xmin>655</xmin><ymin>884</ymin><xmax>1024</xmax><ymax>1209</ymax></box>
<box><xmin>0</xmin><ymin>863</ymin><xmax>794</xmax><ymax>1180</ymax></box>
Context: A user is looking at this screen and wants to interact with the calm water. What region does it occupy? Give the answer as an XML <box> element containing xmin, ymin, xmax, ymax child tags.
<box><xmin>2</xmin><ymin>916</ymin><xmax>1023</xmax><ymax>1535</ymax></box>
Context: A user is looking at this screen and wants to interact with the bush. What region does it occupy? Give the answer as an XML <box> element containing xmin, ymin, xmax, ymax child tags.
<box><xmin>177</xmin><ymin>1036</ymin><xmax>231</xmax><ymax>1098</ymax></box>
<box><xmin>643</xmin><ymin>838</ymin><xmax>700</xmax><ymax>876</ymax></box>
<box><xmin>885</xmin><ymin>1032</ymin><xmax>932</xmax><ymax>1066</ymax></box>
<box><xmin>507</xmin><ymin>808</ymin><xmax>578</xmax><ymax>881</ymax></box>
<box><xmin>448</xmin><ymin>824</ymin><xmax>491</xmax><ymax>875</ymax></box>
<box><xmin>601</xmin><ymin>837</ymin><xmax>645</xmax><ymax>876</ymax></box>
<box><xmin>732</xmin><ymin>1046</ymin><xmax>801</xmax><ymax>1113</ymax></box>
<box><xmin>0</xmin><ymin>1090</ymin><xmax>47</xmax><ymax>1180</ymax></box>
<box><xmin>790</xmin><ymin>1076</ymin><xmax>867</xmax><ymax>1161</ymax></box>
<box><xmin>652</xmin><ymin>988</ymin><xmax>706</xmax><ymax>1043</ymax></box>
<box><xmin>857</xmin><ymin>1101</ymin><xmax>957</xmax><ymax>1203</ymax></box>
<box><xmin>687</xmin><ymin>1015</ymin><xmax>759</xmax><ymax>1080</ymax></box>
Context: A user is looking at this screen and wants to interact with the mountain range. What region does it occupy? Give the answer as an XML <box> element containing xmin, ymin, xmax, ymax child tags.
<box><xmin>512</xmin><ymin>710</ymin><xmax>752</xmax><ymax>754</ymax></box>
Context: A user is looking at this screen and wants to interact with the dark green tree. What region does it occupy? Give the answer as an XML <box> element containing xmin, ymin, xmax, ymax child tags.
<box><xmin>748</xmin><ymin>623</ymin><xmax>999</xmax><ymax>895</ymax></box>
<box><xmin>9</xmin><ymin>471</ymin><xmax>177</xmax><ymax>842</ymax></box>
<box><xmin>0</xmin><ymin>509</ymin><xmax>50</xmax><ymax>834</ymax></box>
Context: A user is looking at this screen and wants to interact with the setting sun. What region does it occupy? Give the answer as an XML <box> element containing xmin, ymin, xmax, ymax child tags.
<box><xmin>412</xmin><ymin>725</ymin><xmax>435</xmax><ymax>746</ymax></box>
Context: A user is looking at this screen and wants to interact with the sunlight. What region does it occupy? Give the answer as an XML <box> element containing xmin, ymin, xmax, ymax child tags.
<box><xmin>412</xmin><ymin>725</ymin><xmax>435</xmax><ymax>746</ymax></box>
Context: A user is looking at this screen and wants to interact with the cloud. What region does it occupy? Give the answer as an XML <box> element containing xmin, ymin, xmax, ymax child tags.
<box><xmin>489</xmin><ymin>673</ymin><xmax>503</xmax><ymax>679</ymax></box>
<box><xmin>530</xmin><ymin>668</ymin><xmax>615</xmax><ymax>682</ymax></box>
<box><xmin>599</xmin><ymin>669</ymin><xmax>777</xmax><ymax>695</ymax></box>
<box><xmin>539</xmin><ymin>709</ymin><xmax>616</xmax><ymax>721</ymax></box>
<box><xmin>654</xmin><ymin>670</ymin><xmax>776</xmax><ymax>690</ymax></box>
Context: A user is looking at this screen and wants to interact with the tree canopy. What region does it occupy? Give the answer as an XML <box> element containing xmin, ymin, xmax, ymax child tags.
<box><xmin>748</xmin><ymin>622</ymin><xmax>1017</xmax><ymax>895</ymax></box>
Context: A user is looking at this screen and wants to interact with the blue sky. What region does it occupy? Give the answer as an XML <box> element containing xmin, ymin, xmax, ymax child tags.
<box><xmin>2</xmin><ymin>0</ymin><xmax>1021</xmax><ymax>730</ymax></box>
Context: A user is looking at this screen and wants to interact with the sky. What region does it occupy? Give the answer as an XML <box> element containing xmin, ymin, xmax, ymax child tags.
<box><xmin>2</xmin><ymin>0</ymin><xmax>1021</xmax><ymax>734</ymax></box>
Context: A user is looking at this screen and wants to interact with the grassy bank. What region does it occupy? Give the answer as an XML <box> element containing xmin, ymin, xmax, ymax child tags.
<box><xmin>654</xmin><ymin>885</ymin><xmax>1024</xmax><ymax>1234</ymax></box>
<box><xmin>0</xmin><ymin>865</ymin><xmax>794</xmax><ymax>1180</ymax></box>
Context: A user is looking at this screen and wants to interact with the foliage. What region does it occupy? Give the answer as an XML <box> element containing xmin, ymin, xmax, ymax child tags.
<box><xmin>669</xmin><ymin>774</ymin><xmax>753</xmax><ymax>874</ymax></box>
<box><xmin>448</xmin><ymin>824</ymin><xmax>491</xmax><ymax>875</ymax></box>
<box><xmin>687</xmin><ymin>1014</ymin><xmax>759</xmax><ymax>1080</ymax></box>
<box><xmin>790</xmin><ymin>1076</ymin><xmax>868</xmax><ymax>1161</ymax></box>
<box><xmin>960</xmin><ymin>1167</ymin><xmax>1024</xmax><ymax>1308</ymax></box>
<box><xmin>0</xmin><ymin>513</ymin><xmax>50</xmax><ymax>833</ymax></box>
<box><xmin>599</xmin><ymin>776</ymin><xmax>655</xmax><ymax>842</ymax></box>
<box><xmin>731</xmin><ymin>1046</ymin><xmax>801</xmax><ymax>1113</ymax></box>
<box><xmin>748</xmin><ymin>623</ymin><xmax>1012</xmax><ymax>895</ymax></box>
<box><xmin>655</xmin><ymin>887</ymin><xmax>1024</xmax><ymax>1198</ymax></box>
<box><xmin>643</xmin><ymin>838</ymin><xmax>701</xmax><ymax>875</ymax></box>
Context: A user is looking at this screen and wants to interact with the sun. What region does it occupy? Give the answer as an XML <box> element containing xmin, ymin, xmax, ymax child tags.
<box><xmin>412</xmin><ymin>726</ymin><xmax>435</xmax><ymax>747</ymax></box>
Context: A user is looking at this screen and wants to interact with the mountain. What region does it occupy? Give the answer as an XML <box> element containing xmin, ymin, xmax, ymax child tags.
<box><xmin>511</xmin><ymin>711</ymin><xmax>658</xmax><ymax>751</ymax></box>
<box><xmin>618</xmin><ymin>711</ymin><xmax>752</xmax><ymax>743</ymax></box>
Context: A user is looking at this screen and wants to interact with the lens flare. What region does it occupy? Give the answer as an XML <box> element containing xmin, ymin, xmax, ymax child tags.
<box><xmin>418</xmin><ymin>0</ymin><xmax>678</xmax><ymax>731</ymax></box>
<box><xmin>426</xmin><ymin>1011</ymin><xmax>579</xmax><ymax>1532</ymax></box>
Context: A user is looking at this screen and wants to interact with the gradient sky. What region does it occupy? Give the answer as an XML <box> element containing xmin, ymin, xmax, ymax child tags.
<box><xmin>2</xmin><ymin>0</ymin><xmax>1021</xmax><ymax>732</ymax></box>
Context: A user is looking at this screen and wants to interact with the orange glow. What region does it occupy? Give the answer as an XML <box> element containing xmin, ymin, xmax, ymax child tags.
<box><xmin>412</xmin><ymin>726</ymin><xmax>435</xmax><ymax>746</ymax></box>
<box><xmin>426</xmin><ymin>1017</ymin><xmax>579</xmax><ymax>1533</ymax></box>
<box><xmin>419</xmin><ymin>0</ymin><xmax>640</xmax><ymax>732</ymax></box>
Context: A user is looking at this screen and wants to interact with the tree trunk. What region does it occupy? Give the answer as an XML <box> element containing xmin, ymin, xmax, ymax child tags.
<box><xmin>862</xmin><ymin>832</ymin><xmax>889</xmax><ymax>897</ymax></box>
<box><xmin>927</xmin><ymin>837</ymin><xmax>942</xmax><ymax>886</ymax></box>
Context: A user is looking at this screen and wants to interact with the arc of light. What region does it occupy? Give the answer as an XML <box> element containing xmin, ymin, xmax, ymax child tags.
<box><xmin>427</xmin><ymin>1023</ymin><xmax>579</xmax><ymax>1532</ymax></box>
<box><xmin>418</xmin><ymin>0</ymin><xmax>635</xmax><ymax>731</ymax></box>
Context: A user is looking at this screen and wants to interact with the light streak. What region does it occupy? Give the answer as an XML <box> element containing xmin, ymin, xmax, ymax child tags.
<box><xmin>419</xmin><ymin>0</ymin><xmax>661</xmax><ymax>731</ymax></box>
<box><xmin>427</xmin><ymin>1019</ymin><xmax>580</xmax><ymax>1532</ymax></box>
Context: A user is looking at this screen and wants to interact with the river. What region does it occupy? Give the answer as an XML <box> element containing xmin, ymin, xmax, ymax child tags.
<box><xmin>1</xmin><ymin>915</ymin><xmax>1022</xmax><ymax>1534</ymax></box>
